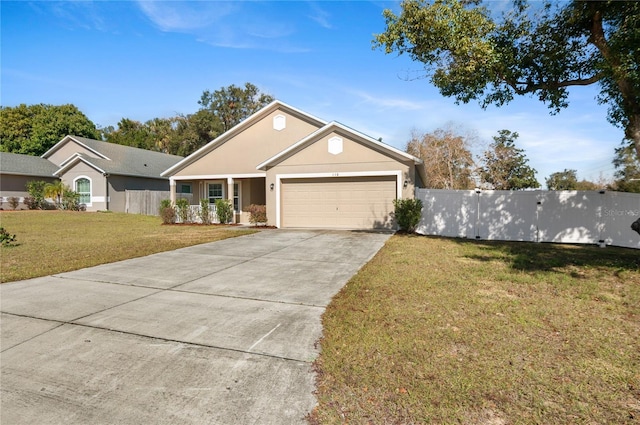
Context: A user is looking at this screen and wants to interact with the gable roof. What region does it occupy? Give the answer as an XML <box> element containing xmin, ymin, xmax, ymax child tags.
<box><xmin>0</xmin><ymin>152</ymin><xmax>59</xmax><ymax>177</ymax></box>
<box><xmin>256</xmin><ymin>121</ymin><xmax>424</xmax><ymax>170</ymax></box>
<box><xmin>44</xmin><ymin>136</ymin><xmax>183</xmax><ymax>179</ymax></box>
<box><xmin>161</xmin><ymin>100</ymin><xmax>327</xmax><ymax>177</ymax></box>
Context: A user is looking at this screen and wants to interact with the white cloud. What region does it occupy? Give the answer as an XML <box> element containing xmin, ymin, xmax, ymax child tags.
<box><xmin>136</xmin><ymin>1</ymin><xmax>235</xmax><ymax>32</ymax></box>
<box><xmin>307</xmin><ymin>2</ymin><xmax>332</xmax><ymax>29</ymax></box>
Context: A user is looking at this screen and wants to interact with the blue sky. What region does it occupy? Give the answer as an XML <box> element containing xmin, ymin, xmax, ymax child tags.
<box><xmin>1</xmin><ymin>0</ymin><xmax>624</xmax><ymax>183</ymax></box>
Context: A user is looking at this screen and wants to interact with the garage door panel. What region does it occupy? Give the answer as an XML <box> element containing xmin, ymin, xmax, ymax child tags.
<box><xmin>281</xmin><ymin>176</ymin><xmax>396</xmax><ymax>229</ymax></box>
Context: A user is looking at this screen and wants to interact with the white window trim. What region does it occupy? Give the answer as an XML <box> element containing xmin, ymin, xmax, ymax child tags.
<box><xmin>207</xmin><ymin>181</ymin><xmax>225</xmax><ymax>204</ymax></box>
<box><xmin>233</xmin><ymin>182</ymin><xmax>241</xmax><ymax>213</ymax></box>
<box><xmin>73</xmin><ymin>175</ymin><xmax>92</xmax><ymax>207</ymax></box>
<box><xmin>274</xmin><ymin>170</ymin><xmax>403</xmax><ymax>228</ymax></box>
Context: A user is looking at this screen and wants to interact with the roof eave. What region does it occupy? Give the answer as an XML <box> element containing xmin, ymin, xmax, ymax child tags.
<box><xmin>257</xmin><ymin>121</ymin><xmax>423</xmax><ymax>170</ymax></box>
<box><xmin>162</xmin><ymin>100</ymin><xmax>328</xmax><ymax>177</ymax></box>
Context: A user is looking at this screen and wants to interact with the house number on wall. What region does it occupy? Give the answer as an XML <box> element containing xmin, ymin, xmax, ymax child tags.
<box><xmin>332</xmin><ymin>173</ymin><xmax>339</xmax><ymax>177</ymax></box>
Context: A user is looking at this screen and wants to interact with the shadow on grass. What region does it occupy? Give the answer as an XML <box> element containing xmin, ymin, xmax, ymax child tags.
<box><xmin>414</xmin><ymin>234</ymin><xmax>640</xmax><ymax>273</ymax></box>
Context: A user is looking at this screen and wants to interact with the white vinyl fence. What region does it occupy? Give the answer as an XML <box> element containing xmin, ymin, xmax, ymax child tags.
<box><xmin>415</xmin><ymin>189</ymin><xmax>640</xmax><ymax>249</ymax></box>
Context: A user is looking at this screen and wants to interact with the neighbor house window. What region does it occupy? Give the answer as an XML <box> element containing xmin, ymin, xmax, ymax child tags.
<box><xmin>180</xmin><ymin>183</ymin><xmax>192</xmax><ymax>194</ymax></box>
<box><xmin>208</xmin><ymin>183</ymin><xmax>223</xmax><ymax>204</ymax></box>
<box><xmin>75</xmin><ymin>177</ymin><xmax>91</xmax><ymax>205</ymax></box>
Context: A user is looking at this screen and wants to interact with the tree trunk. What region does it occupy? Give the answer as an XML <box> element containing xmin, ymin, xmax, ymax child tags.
<box><xmin>629</xmin><ymin>114</ymin><xmax>640</xmax><ymax>160</ymax></box>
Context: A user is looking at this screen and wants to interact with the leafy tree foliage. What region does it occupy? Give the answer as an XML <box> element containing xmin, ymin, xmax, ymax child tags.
<box><xmin>0</xmin><ymin>104</ymin><xmax>99</xmax><ymax>156</ymax></box>
<box><xmin>105</xmin><ymin>83</ymin><xmax>272</xmax><ymax>156</ymax></box>
<box><xmin>479</xmin><ymin>130</ymin><xmax>539</xmax><ymax>190</ymax></box>
<box><xmin>546</xmin><ymin>169</ymin><xmax>579</xmax><ymax>190</ymax></box>
<box><xmin>546</xmin><ymin>169</ymin><xmax>602</xmax><ymax>190</ymax></box>
<box><xmin>612</xmin><ymin>144</ymin><xmax>640</xmax><ymax>193</ymax></box>
<box><xmin>198</xmin><ymin>82</ymin><xmax>275</xmax><ymax>132</ymax></box>
<box><xmin>374</xmin><ymin>0</ymin><xmax>640</xmax><ymax>159</ymax></box>
<box><xmin>406</xmin><ymin>125</ymin><xmax>476</xmax><ymax>189</ymax></box>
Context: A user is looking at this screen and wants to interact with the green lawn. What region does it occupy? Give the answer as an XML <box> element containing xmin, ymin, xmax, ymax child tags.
<box><xmin>311</xmin><ymin>234</ymin><xmax>640</xmax><ymax>424</ymax></box>
<box><xmin>0</xmin><ymin>211</ymin><xmax>255</xmax><ymax>283</ymax></box>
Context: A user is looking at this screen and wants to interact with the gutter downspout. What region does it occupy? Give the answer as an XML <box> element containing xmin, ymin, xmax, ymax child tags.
<box><xmin>104</xmin><ymin>173</ymin><xmax>110</xmax><ymax>211</ymax></box>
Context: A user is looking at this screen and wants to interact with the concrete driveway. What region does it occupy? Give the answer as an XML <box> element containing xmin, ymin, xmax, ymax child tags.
<box><xmin>0</xmin><ymin>229</ymin><xmax>391</xmax><ymax>424</ymax></box>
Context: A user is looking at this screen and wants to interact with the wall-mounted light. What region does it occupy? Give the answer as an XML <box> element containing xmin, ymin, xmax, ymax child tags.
<box><xmin>403</xmin><ymin>180</ymin><xmax>409</xmax><ymax>188</ymax></box>
<box><xmin>270</xmin><ymin>183</ymin><xmax>274</xmax><ymax>191</ymax></box>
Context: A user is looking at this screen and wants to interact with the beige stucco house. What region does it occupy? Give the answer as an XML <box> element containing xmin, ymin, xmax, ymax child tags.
<box><xmin>162</xmin><ymin>101</ymin><xmax>426</xmax><ymax>229</ymax></box>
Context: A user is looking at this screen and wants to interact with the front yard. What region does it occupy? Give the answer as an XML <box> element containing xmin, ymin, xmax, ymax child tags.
<box><xmin>311</xmin><ymin>235</ymin><xmax>640</xmax><ymax>424</ymax></box>
<box><xmin>2</xmin><ymin>212</ymin><xmax>638</xmax><ymax>423</ymax></box>
<box><xmin>0</xmin><ymin>211</ymin><xmax>254</xmax><ymax>283</ymax></box>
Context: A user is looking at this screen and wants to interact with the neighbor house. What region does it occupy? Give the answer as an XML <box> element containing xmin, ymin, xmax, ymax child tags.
<box><xmin>162</xmin><ymin>101</ymin><xmax>426</xmax><ymax>229</ymax></box>
<box><xmin>0</xmin><ymin>136</ymin><xmax>183</xmax><ymax>212</ymax></box>
<box><xmin>0</xmin><ymin>152</ymin><xmax>60</xmax><ymax>209</ymax></box>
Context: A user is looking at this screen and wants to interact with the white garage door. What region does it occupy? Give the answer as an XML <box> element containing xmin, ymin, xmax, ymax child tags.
<box><xmin>281</xmin><ymin>176</ymin><xmax>397</xmax><ymax>229</ymax></box>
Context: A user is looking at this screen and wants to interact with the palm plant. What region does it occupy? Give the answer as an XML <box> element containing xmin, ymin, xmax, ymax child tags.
<box><xmin>44</xmin><ymin>181</ymin><xmax>66</xmax><ymax>208</ymax></box>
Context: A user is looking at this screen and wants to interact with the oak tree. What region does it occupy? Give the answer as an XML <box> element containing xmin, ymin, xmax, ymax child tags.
<box><xmin>374</xmin><ymin>0</ymin><xmax>640</xmax><ymax>159</ymax></box>
<box><xmin>0</xmin><ymin>104</ymin><xmax>99</xmax><ymax>156</ymax></box>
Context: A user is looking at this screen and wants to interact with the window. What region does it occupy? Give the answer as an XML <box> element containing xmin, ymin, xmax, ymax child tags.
<box><xmin>233</xmin><ymin>183</ymin><xmax>240</xmax><ymax>212</ymax></box>
<box><xmin>180</xmin><ymin>183</ymin><xmax>192</xmax><ymax>194</ymax></box>
<box><xmin>75</xmin><ymin>178</ymin><xmax>91</xmax><ymax>205</ymax></box>
<box><xmin>208</xmin><ymin>183</ymin><xmax>223</xmax><ymax>204</ymax></box>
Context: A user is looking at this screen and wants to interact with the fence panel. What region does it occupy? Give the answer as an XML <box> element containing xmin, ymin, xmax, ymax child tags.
<box><xmin>415</xmin><ymin>188</ymin><xmax>640</xmax><ymax>249</ymax></box>
<box><xmin>537</xmin><ymin>191</ymin><xmax>603</xmax><ymax>244</ymax></box>
<box><xmin>125</xmin><ymin>190</ymin><xmax>170</xmax><ymax>216</ymax></box>
<box><xmin>416</xmin><ymin>189</ymin><xmax>477</xmax><ymax>238</ymax></box>
<box><xmin>603</xmin><ymin>192</ymin><xmax>640</xmax><ymax>249</ymax></box>
<box><xmin>478</xmin><ymin>190</ymin><xmax>538</xmax><ymax>241</ymax></box>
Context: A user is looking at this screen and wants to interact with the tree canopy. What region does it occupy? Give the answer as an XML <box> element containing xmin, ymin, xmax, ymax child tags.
<box><xmin>0</xmin><ymin>104</ymin><xmax>100</xmax><ymax>156</ymax></box>
<box><xmin>612</xmin><ymin>144</ymin><xmax>640</xmax><ymax>193</ymax></box>
<box><xmin>198</xmin><ymin>82</ymin><xmax>275</xmax><ymax>133</ymax></box>
<box><xmin>374</xmin><ymin>0</ymin><xmax>640</xmax><ymax>159</ymax></box>
<box><xmin>104</xmin><ymin>82</ymin><xmax>272</xmax><ymax>156</ymax></box>
<box><xmin>545</xmin><ymin>169</ymin><xmax>601</xmax><ymax>191</ymax></box>
<box><xmin>406</xmin><ymin>124</ymin><xmax>476</xmax><ymax>189</ymax></box>
<box><xmin>479</xmin><ymin>130</ymin><xmax>539</xmax><ymax>190</ymax></box>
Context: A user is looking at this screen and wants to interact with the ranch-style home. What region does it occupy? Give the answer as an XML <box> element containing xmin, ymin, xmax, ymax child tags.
<box><xmin>0</xmin><ymin>136</ymin><xmax>183</xmax><ymax>211</ymax></box>
<box><xmin>162</xmin><ymin>101</ymin><xmax>426</xmax><ymax>229</ymax></box>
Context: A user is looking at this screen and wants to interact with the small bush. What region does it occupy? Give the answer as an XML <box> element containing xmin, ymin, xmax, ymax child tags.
<box><xmin>159</xmin><ymin>199</ymin><xmax>175</xmax><ymax>225</ymax></box>
<box><xmin>23</xmin><ymin>196</ymin><xmax>37</xmax><ymax>210</ymax></box>
<box><xmin>160</xmin><ymin>205</ymin><xmax>176</xmax><ymax>224</ymax></box>
<box><xmin>215</xmin><ymin>199</ymin><xmax>233</xmax><ymax>224</ymax></box>
<box><xmin>246</xmin><ymin>204</ymin><xmax>267</xmax><ymax>226</ymax></box>
<box><xmin>393</xmin><ymin>198</ymin><xmax>423</xmax><ymax>233</ymax></box>
<box><xmin>175</xmin><ymin>198</ymin><xmax>190</xmax><ymax>223</ymax></box>
<box><xmin>199</xmin><ymin>198</ymin><xmax>211</xmax><ymax>225</ymax></box>
<box><xmin>61</xmin><ymin>189</ymin><xmax>82</xmax><ymax>211</ymax></box>
<box><xmin>0</xmin><ymin>227</ymin><xmax>17</xmax><ymax>247</ymax></box>
<box><xmin>26</xmin><ymin>180</ymin><xmax>47</xmax><ymax>209</ymax></box>
<box><xmin>7</xmin><ymin>197</ymin><xmax>20</xmax><ymax>210</ymax></box>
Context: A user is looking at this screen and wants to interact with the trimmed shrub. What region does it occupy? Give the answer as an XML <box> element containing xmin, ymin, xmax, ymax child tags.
<box><xmin>159</xmin><ymin>199</ymin><xmax>175</xmax><ymax>224</ymax></box>
<box><xmin>215</xmin><ymin>199</ymin><xmax>233</xmax><ymax>224</ymax></box>
<box><xmin>175</xmin><ymin>198</ymin><xmax>190</xmax><ymax>223</ymax></box>
<box><xmin>26</xmin><ymin>180</ymin><xmax>47</xmax><ymax>209</ymax></box>
<box><xmin>393</xmin><ymin>198</ymin><xmax>423</xmax><ymax>233</ymax></box>
<box><xmin>7</xmin><ymin>197</ymin><xmax>20</xmax><ymax>210</ymax></box>
<box><xmin>246</xmin><ymin>204</ymin><xmax>267</xmax><ymax>226</ymax></box>
<box><xmin>199</xmin><ymin>198</ymin><xmax>211</xmax><ymax>225</ymax></box>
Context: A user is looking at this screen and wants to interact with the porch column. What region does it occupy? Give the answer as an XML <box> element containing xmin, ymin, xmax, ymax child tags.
<box><xmin>227</xmin><ymin>177</ymin><xmax>235</xmax><ymax>224</ymax></box>
<box><xmin>169</xmin><ymin>178</ymin><xmax>176</xmax><ymax>204</ymax></box>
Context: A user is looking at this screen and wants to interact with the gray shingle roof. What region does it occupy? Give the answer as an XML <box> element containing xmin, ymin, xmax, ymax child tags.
<box><xmin>53</xmin><ymin>136</ymin><xmax>184</xmax><ymax>179</ymax></box>
<box><xmin>0</xmin><ymin>151</ymin><xmax>59</xmax><ymax>177</ymax></box>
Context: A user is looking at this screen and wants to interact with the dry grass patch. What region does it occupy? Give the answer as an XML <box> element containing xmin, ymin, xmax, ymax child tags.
<box><xmin>311</xmin><ymin>234</ymin><xmax>640</xmax><ymax>424</ymax></box>
<box><xmin>0</xmin><ymin>211</ymin><xmax>255</xmax><ymax>283</ymax></box>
